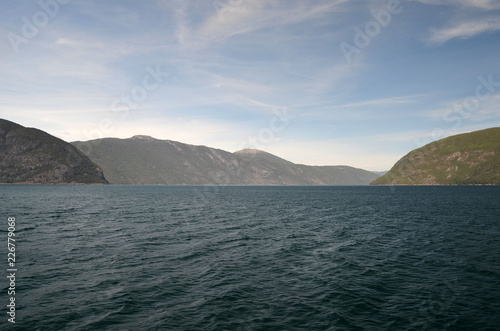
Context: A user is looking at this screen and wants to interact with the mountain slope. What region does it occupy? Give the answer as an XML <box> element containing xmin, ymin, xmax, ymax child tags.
<box><xmin>0</xmin><ymin>119</ymin><xmax>108</xmax><ymax>184</ymax></box>
<box><xmin>371</xmin><ymin>127</ymin><xmax>500</xmax><ymax>185</ymax></box>
<box><xmin>234</xmin><ymin>149</ymin><xmax>379</xmax><ymax>185</ymax></box>
<box><xmin>74</xmin><ymin>136</ymin><xmax>243</xmax><ymax>185</ymax></box>
<box><xmin>72</xmin><ymin>137</ymin><xmax>379</xmax><ymax>185</ymax></box>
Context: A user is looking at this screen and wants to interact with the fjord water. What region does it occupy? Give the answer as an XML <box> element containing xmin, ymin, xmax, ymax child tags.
<box><xmin>1</xmin><ymin>186</ymin><xmax>499</xmax><ymax>330</ymax></box>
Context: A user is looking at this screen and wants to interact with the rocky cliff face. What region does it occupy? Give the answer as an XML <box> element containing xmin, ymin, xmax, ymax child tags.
<box><xmin>0</xmin><ymin>119</ymin><xmax>108</xmax><ymax>184</ymax></box>
<box><xmin>371</xmin><ymin>127</ymin><xmax>500</xmax><ymax>185</ymax></box>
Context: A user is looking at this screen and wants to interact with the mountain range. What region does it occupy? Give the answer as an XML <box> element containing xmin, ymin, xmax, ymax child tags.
<box><xmin>71</xmin><ymin>136</ymin><xmax>379</xmax><ymax>185</ymax></box>
<box><xmin>2</xmin><ymin>118</ymin><xmax>498</xmax><ymax>185</ymax></box>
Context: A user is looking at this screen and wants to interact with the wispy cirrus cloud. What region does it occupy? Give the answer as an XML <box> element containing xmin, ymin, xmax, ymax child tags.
<box><xmin>414</xmin><ymin>0</ymin><xmax>500</xmax><ymax>10</ymax></box>
<box><xmin>334</xmin><ymin>95</ymin><xmax>419</xmax><ymax>108</ymax></box>
<box><xmin>428</xmin><ymin>18</ymin><xmax>500</xmax><ymax>44</ymax></box>
<box><xmin>415</xmin><ymin>0</ymin><xmax>500</xmax><ymax>44</ymax></box>
<box><xmin>196</xmin><ymin>0</ymin><xmax>349</xmax><ymax>47</ymax></box>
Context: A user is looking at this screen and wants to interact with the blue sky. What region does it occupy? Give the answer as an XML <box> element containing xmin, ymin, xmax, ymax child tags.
<box><xmin>1</xmin><ymin>0</ymin><xmax>500</xmax><ymax>170</ymax></box>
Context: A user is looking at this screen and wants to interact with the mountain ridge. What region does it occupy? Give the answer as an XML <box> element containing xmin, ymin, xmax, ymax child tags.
<box><xmin>2</xmin><ymin>118</ymin><xmax>496</xmax><ymax>186</ymax></box>
<box><xmin>371</xmin><ymin>127</ymin><xmax>500</xmax><ymax>185</ymax></box>
<box><xmin>0</xmin><ymin>119</ymin><xmax>108</xmax><ymax>184</ymax></box>
<box><xmin>72</xmin><ymin>136</ymin><xmax>380</xmax><ymax>185</ymax></box>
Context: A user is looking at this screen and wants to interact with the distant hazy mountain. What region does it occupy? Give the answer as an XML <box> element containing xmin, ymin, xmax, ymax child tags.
<box><xmin>234</xmin><ymin>149</ymin><xmax>380</xmax><ymax>185</ymax></box>
<box><xmin>371</xmin><ymin>171</ymin><xmax>388</xmax><ymax>177</ymax></box>
<box><xmin>72</xmin><ymin>136</ymin><xmax>380</xmax><ymax>185</ymax></box>
<box><xmin>0</xmin><ymin>119</ymin><xmax>108</xmax><ymax>184</ymax></box>
<box><xmin>371</xmin><ymin>127</ymin><xmax>500</xmax><ymax>185</ymax></box>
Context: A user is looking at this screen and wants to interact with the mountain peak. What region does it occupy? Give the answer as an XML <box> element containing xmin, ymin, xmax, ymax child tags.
<box><xmin>234</xmin><ymin>148</ymin><xmax>268</xmax><ymax>155</ymax></box>
<box><xmin>131</xmin><ymin>135</ymin><xmax>158</xmax><ymax>141</ymax></box>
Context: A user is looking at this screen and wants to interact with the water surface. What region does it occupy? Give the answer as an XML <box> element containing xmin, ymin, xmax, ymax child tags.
<box><xmin>1</xmin><ymin>185</ymin><xmax>499</xmax><ymax>330</ymax></box>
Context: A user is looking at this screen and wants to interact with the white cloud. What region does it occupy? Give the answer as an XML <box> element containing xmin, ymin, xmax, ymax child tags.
<box><xmin>428</xmin><ymin>18</ymin><xmax>500</xmax><ymax>44</ymax></box>
<box><xmin>415</xmin><ymin>0</ymin><xmax>500</xmax><ymax>44</ymax></box>
<box><xmin>335</xmin><ymin>95</ymin><xmax>418</xmax><ymax>108</ymax></box>
<box><xmin>414</xmin><ymin>0</ymin><xmax>500</xmax><ymax>10</ymax></box>
<box><xmin>196</xmin><ymin>0</ymin><xmax>349</xmax><ymax>47</ymax></box>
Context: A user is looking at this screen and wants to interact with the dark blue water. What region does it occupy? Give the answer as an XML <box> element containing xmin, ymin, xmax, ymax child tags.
<box><xmin>1</xmin><ymin>185</ymin><xmax>499</xmax><ymax>330</ymax></box>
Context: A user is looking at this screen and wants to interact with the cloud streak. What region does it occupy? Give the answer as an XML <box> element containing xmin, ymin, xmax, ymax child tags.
<box><xmin>415</xmin><ymin>0</ymin><xmax>500</xmax><ymax>45</ymax></box>
<box><xmin>414</xmin><ymin>0</ymin><xmax>500</xmax><ymax>10</ymax></box>
<box><xmin>195</xmin><ymin>0</ymin><xmax>349</xmax><ymax>48</ymax></box>
<box><xmin>428</xmin><ymin>18</ymin><xmax>500</xmax><ymax>44</ymax></box>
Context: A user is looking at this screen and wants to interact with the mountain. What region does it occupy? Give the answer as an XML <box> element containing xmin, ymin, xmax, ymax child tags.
<box><xmin>371</xmin><ymin>127</ymin><xmax>500</xmax><ymax>185</ymax></box>
<box><xmin>0</xmin><ymin>119</ymin><xmax>108</xmax><ymax>184</ymax></box>
<box><xmin>371</xmin><ymin>171</ymin><xmax>388</xmax><ymax>177</ymax></box>
<box><xmin>72</xmin><ymin>136</ymin><xmax>379</xmax><ymax>185</ymax></box>
<box><xmin>234</xmin><ymin>149</ymin><xmax>379</xmax><ymax>185</ymax></box>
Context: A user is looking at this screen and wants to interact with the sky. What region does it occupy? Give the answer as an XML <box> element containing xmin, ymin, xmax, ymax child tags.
<box><xmin>1</xmin><ymin>0</ymin><xmax>500</xmax><ymax>171</ymax></box>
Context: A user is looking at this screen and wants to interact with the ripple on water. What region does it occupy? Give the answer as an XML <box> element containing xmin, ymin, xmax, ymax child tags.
<box><xmin>0</xmin><ymin>185</ymin><xmax>499</xmax><ymax>330</ymax></box>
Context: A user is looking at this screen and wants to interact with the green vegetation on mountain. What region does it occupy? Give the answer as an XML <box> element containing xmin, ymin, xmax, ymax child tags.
<box><xmin>72</xmin><ymin>137</ymin><xmax>380</xmax><ymax>185</ymax></box>
<box><xmin>0</xmin><ymin>119</ymin><xmax>108</xmax><ymax>184</ymax></box>
<box><xmin>371</xmin><ymin>127</ymin><xmax>500</xmax><ymax>185</ymax></box>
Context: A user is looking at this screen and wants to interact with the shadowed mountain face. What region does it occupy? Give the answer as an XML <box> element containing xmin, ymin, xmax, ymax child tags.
<box><xmin>72</xmin><ymin>136</ymin><xmax>380</xmax><ymax>185</ymax></box>
<box><xmin>371</xmin><ymin>127</ymin><xmax>500</xmax><ymax>185</ymax></box>
<box><xmin>0</xmin><ymin>119</ymin><xmax>108</xmax><ymax>184</ymax></box>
